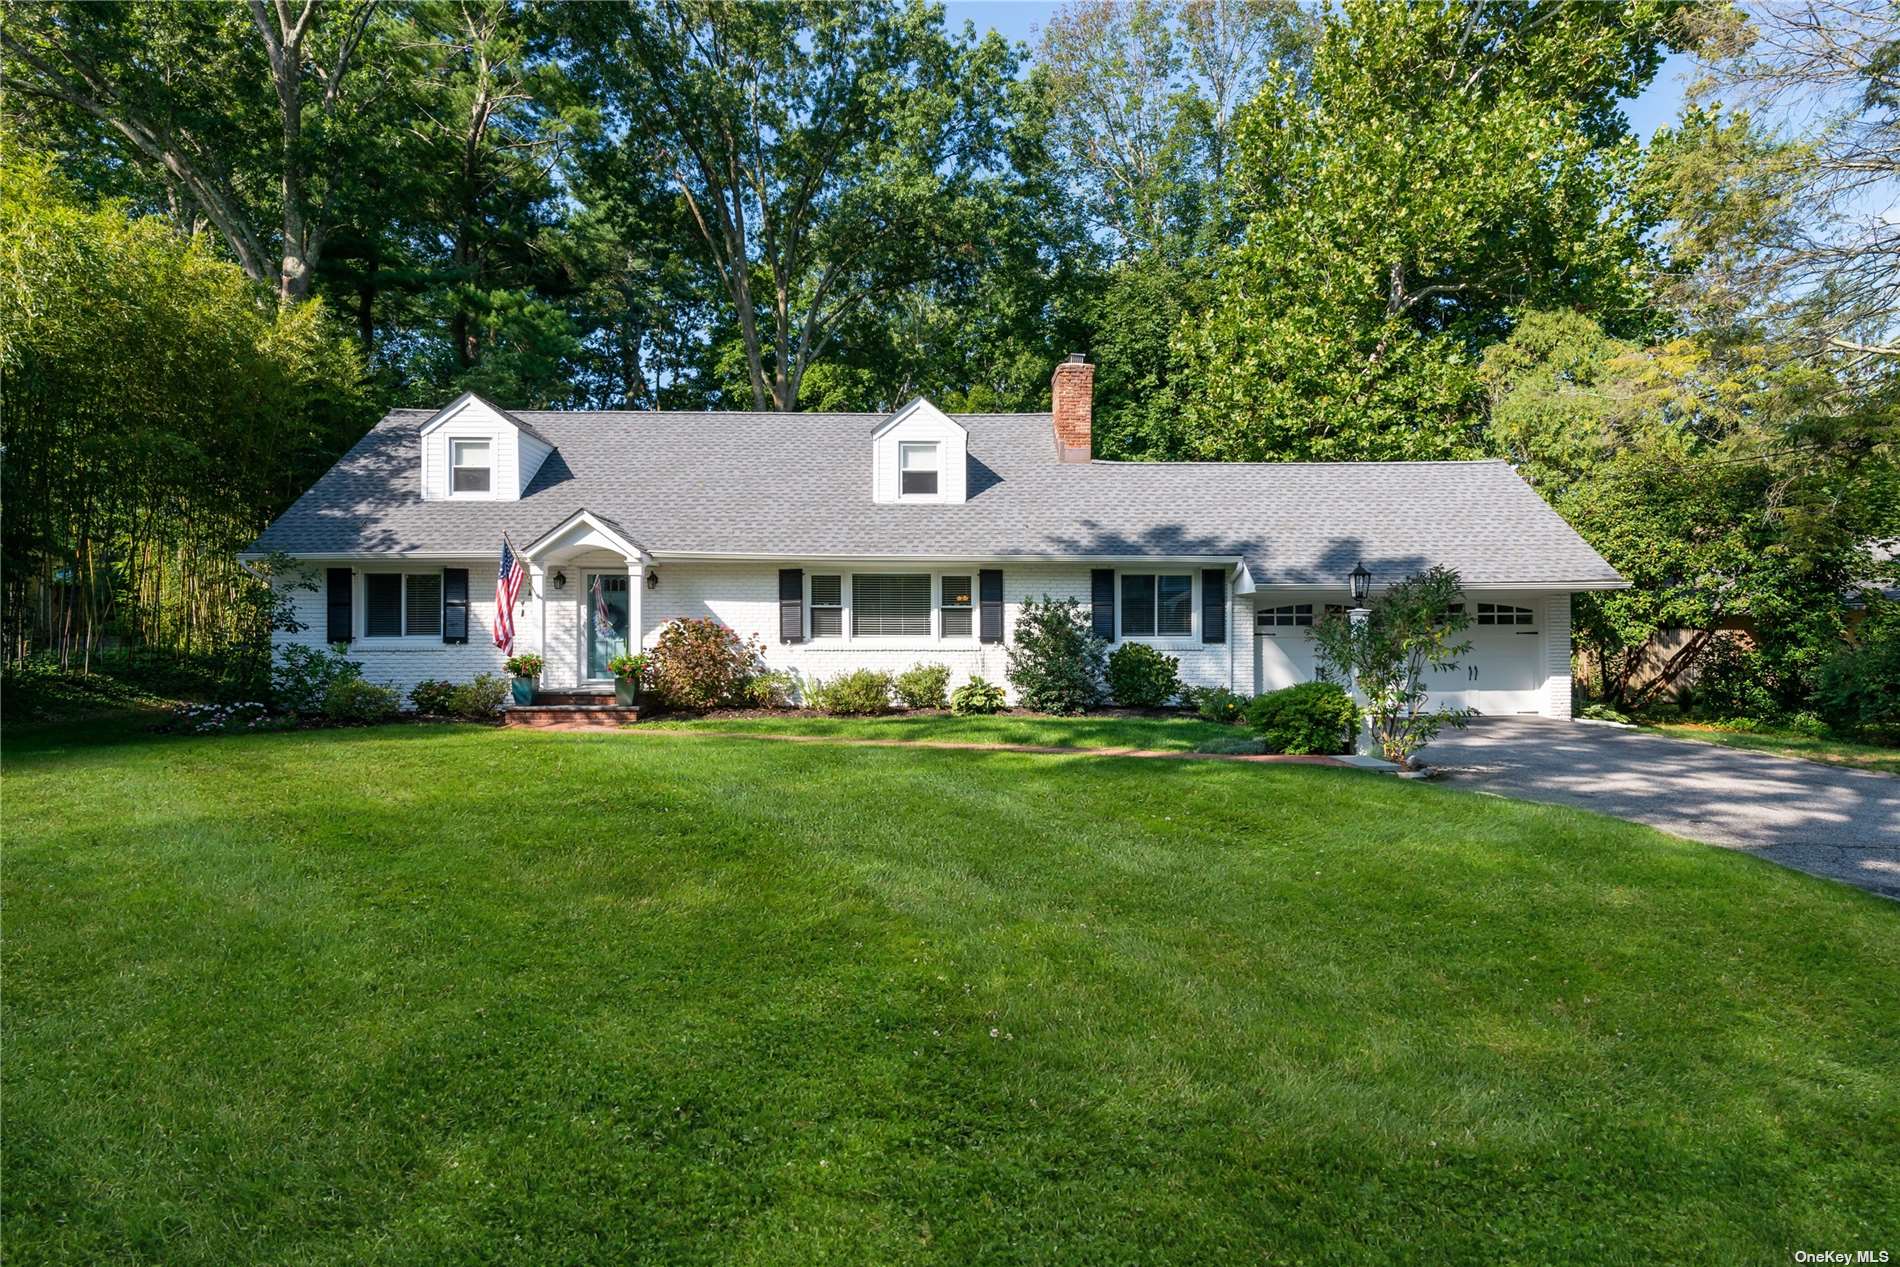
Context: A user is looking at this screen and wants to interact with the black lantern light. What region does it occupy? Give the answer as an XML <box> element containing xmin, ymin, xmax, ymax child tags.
<box><xmin>552</xmin><ymin>569</ymin><xmax>567</xmax><ymax>590</ymax></box>
<box><xmin>1348</xmin><ymin>562</ymin><xmax>1372</xmax><ymax>605</ymax></box>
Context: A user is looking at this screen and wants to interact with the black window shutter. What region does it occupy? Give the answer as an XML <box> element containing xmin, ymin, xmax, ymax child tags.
<box><xmin>978</xmin><ymin>569</ymin><xmax>1004</xmax><ymax>644</ymax></box>
<box><xmin>442</xmin><ymin>567</ymin><xmax>470</xmax><ymax>643</ymax></box>
<box><xmin>1090</xmin><ymin>568</ymin><xmax>1115</xmax><ymax>641</ymax></box>
<box><xmin>1202</xmin><ymin>568</ymin><xmax>1227</xmax><ymax>644</ymax></box>
<box><xmin>778</xmin><ymin>568</ymin><xmax>804</xmax><ymax>643</ymax></box>
<box><xmin>326</xmin><ymin>568</ymin><xmax>353</xmax><ymax>644</ymax></box>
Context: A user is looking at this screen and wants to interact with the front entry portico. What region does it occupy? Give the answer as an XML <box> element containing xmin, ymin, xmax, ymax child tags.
<box><xmin>517</xmin><ymin>508</ymin><xmax>649</xmax><ymax>692</ymax></box>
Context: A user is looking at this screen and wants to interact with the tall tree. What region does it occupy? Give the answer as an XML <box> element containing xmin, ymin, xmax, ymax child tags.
<box><xmin>1035</xmin><ymin>0</ymin><xmax>1308</xmax><ymax>259</ymax></box>
<box><xmin>1657</xmin><ymin>0</ymin><xmax>1899</xmax><ymax>358</ymax></box>
<box><xmin>562</xmin><ymin>0</ymin><xmax>1022</xmax><ymax>412</ymax></box>
<box><xmin>1169</xmin><ymin>0</ymin><xmax>1679</xmax><ymax>461</ymax></box>
<box><xmin>2</xmin><ymin>0</ymin><xmax>397</xmax><ymax>304</ymax></box>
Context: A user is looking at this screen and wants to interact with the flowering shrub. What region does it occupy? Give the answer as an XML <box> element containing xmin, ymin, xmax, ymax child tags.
<box><xmin>168</xmin><ymin>701</ymin><xmax>274</xmax><ymax>733</ymax></box>
<box><xmin>606</xmin><ymin>652</ymin><xmax>649</xmax><ymax>681</ymax></box>
<box><xmin>504</xmin><ymin>653</ymin><xmax>544</xmax><ymax>677</ymax></box>
<box><xmin>893</xmin><ymin>663</ymin><xmax>951</xmax><ymax>710</ymax></box>
<box><xmin>949</xmin><ymin>676</ymin><xmax>1008</xmax><ymax>715</ymax></box>
<box><xmin>1184</xmin><ymin>685</ymin><xmax>1248</xmax><ymax>724</ymax></box>
<box><xmin>1106</xmin><ymin>643</ymin><xmax>1181</xmax><ymax>707</ymax></box>
<box><xmin>643</xmin><ymin>618</ymin><xmax>765</xmax><ymax>711</ymax></box>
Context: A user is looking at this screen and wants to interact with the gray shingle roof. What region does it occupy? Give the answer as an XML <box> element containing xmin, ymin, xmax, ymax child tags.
<box><xmin>250</xmin><ymin>408</ymin><xmax>1623</xmax><ymax>588</ymax></box>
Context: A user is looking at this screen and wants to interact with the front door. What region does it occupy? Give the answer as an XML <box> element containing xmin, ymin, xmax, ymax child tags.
<box><xmin>584</xmin><ymin>572</ymin><xmax>630</xmax><ymax>683</ymax></box>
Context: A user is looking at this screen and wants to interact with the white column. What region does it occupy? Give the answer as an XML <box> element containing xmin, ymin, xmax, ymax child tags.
<box><xmin>1349</xmin><ymin>606</ymin><xmax>1375</xmax><ymax>756</ymax></box>
<box><xmin>529</xmin><ymin>563</ymin><xmax>546</xmax><ymax>657</ymax></box>
<box><xmin>627</xmin><ymin>561</ymin><xmax>645</xmax><ymax>653</ymax></box>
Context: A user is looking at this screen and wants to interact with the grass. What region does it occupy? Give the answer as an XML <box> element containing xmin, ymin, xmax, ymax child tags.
<box><xmin>5</xmin><ymin>720</ymin><xmax>1897</xmax><ymax>1265</ymax></box>
<box><xmin>1645</xmin><ymin>721</ymin><xmax>1900</xmax><ymax>775</ymax></box>
<box><xmin>644</xmin><ymin>709</ymin><xmax>1244</xmax><ymax>752</ymax></box>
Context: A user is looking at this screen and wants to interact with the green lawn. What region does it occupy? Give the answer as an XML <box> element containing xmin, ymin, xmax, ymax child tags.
<box><xmin>5</xmin><ymin>721</ymin><xmax>1896</xmax><ymax>1265</ymax></box>
<box><xmin>645</xmin><ymin>709</ymin><xmax>1243</xmax><ymax>751</ymax></box>
<box><xmin>1645</xmin><ymin>721</ymin><xmax>1900</xmax><ymax>775</ymax></box>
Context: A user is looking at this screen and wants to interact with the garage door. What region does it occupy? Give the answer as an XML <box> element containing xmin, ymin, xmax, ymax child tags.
<box><xmin>1424</xmin><ymin>602</ymin><xmax>1546</xmax><ymax>715</ymax></box>
<box><xmin>1254</xmin><ymin>603</ymin><xmax>1322</xmax><ymax>692</ymax></box>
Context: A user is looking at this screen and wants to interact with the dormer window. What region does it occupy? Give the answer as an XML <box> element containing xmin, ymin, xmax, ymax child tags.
<box><xmin>899</xmin><ymin>442</ymin><xmax>939</xmax><ymax>497</ymax></box>
<box><xmin>451</xmin><ymin>439</ymin><xmax>492</xmax><ymax>494</ymax></box>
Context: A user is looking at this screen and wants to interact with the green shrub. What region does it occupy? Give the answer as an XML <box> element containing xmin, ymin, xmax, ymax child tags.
<box><xmin>645</xmin><ymin>618</ymin><xmax>766</xmax><ymax>711</ymax></box>
<box><xmin>1183</xmin><ymin>684</ymin><xmax>1248</xmax><ymax>724</ymax></box>
<box><xmin>446</xmin><ymin>673</ymin><xmax>508</xmax><ymax>719</ymax></box>
<box><xmin>1685</xmin><ymin>639</ymin><xmax>1784</xmax><ymax>724</ymax></box>
<box><xmin>893</xmin><ymin>663</ymin><xmax>951</xmax><ymax>710</ymax></box>
<box><xmin>950</xmin><ymin>677</ymin><xmax>1007</xmax><ymax>715</ymax></box>
<box><xmin>320</xmin><ymin>676</ymin><xmax>400</xmax><ymax>723</ymax></box>
<box><xmin>744</xmin><ymin>669</ymin><xmax>800</xmax><ymax>708</ymax></box>
<box><xmin>1246</xmin><ymin>682</ymin><xmax>1359</xmax><ymax>755</ymax></box>
<box><xmin>273</xmin><ymin>643</ymin><xmax>361</xmax><ymax>715</ymax></box>
<box><xmin>1815</xmin><ymin>630</ymin><xmax>1900</xmax><ymax>739</ymax></box>
<box><xmin>806</xmin><ymin>669</ymin><xmax>894</xmax><ymax>716</ymax></box>
<box><xmin>1105</xmin><ymin>643</ymin><xmax>1181</xmax><ymax>707</ymax></box>
<box><xmin>1578</xmin><ymin>701</ymin><xmax>1631</xmax><ymax>724</ymax></box>
<box><xmin>410</xmin><ymin>679</ymin><xmax>456</xmax><ymax>715</ymax></box>
<box><xmin>1005</xmin><ymin>596</ymin><xmax>1105</xmax><ymax>715</ymax></box>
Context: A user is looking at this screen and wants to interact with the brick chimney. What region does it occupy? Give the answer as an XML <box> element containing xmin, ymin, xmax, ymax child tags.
<box><xmin>1051</xmin><ymin>353</ymin><xmax>1093</xmax><ymax>463</ymax></box>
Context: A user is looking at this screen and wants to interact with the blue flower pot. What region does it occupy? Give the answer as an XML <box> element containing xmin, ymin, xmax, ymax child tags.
<box><xmin>512</xmin><ymin>677</ymin><xmax>534</xmax><ymax>705</ymax></box>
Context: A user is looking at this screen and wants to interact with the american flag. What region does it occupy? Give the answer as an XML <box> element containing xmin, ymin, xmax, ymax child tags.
<box><xmin>494</xmin><ymin>537</ymin><xmax>526</xmax><ymax>652</ymax></box>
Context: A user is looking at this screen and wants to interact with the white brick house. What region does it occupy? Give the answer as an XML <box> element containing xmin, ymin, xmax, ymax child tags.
<box><xmin>250</xmin><ymin>356</ymin><xmax>1624</xmax><ymax>716</ymax></box>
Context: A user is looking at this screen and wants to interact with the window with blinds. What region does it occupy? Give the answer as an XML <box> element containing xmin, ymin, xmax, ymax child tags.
<box><xmin>405</xmin><ymin>573</ymin><xmax>442</xmax><ymax>636</ymax></box>
<box><xmin>811</xmin><ymin>574</ymin><xmax>843</xmax><ymax>637</ymax></box>
<box><xmin>853</xmin><ymin>573</ymin><xmax>931</xmax><ymax>636</ymax></box>
<box><xmin>365</xmin><ymin>574</ymin><xmax>404</xmax><ymax>637</ymax></box>
<box><xmin>1122</xmin><ymin>573</ymin><xmax>1192</xmax><ymax>637</ymax></box>
<box><xmin>941</xmin><ymin>575</ymin><xmax>972</xmax><ymax>637</ymax></box>
<box><xmin>365</xmin><ymin>572</ymin><xmax>442</xmax><ymax>637</ymax></box>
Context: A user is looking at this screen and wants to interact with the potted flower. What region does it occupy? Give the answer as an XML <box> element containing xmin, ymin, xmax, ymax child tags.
<box><xmin>504</xmin><ymin>652</ymin><xmax>544</xmax><ymax>705</ymax></box>
<box><xmin>607</xmin><ymin>651</ymin><xmax>648</xmax><ymax>706</ymax></box>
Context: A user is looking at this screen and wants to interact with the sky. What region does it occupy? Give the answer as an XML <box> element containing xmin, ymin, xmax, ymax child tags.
<box><xmin>939</xmin><ymin>1</ymin><xmax>1698</xmax><ymax>140</ymax></box>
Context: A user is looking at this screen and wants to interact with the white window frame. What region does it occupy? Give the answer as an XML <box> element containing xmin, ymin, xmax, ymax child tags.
<box><xmin>897</xmin><ymin>441</ymin><xmax>940</xmax><ymax>500</ymax></box>
<box><xmin>1118</xmin><ymin>571</ymin><xmax>1196</xmax><ymax>642</ymax></box>
<box><xmin>449</xmin><ymin>437</ymin><xmax>494</xmax><ymax>498</ymax></box>
<box><xmin>359</xmin><ymin>570</ymin><xmax>444</xmax><ymax>642</ymax></box>
<box><xmin>849</xmin><ymin>571</ymin><xmax>935</xmax><ymax>639</ymax></box>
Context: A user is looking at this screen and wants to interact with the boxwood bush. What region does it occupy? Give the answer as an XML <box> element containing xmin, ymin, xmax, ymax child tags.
<box><xmin>410</xmin><ymin>679</ymin><xmax>456</xmax><ymax>716</ymax></box>
<box><xmin>446</xmin><ymin>673</ymin><xmax>509</xmax><ymax>719</ymax></box>
<box><xmin>894</xmin><ymin>663</ymin><xmax>951</xmax><ymax>710</ymax></box>
<box><xmin>1106</xmin><ymin>643</ymin><xmax>1181</xmax><ymax>707</ymax></box>
<box><xmin>806</xmin><ymin>669</ymin><xmax>895</xmax><ymax>716</ymax></box>
<box><xmin>320</xmin><ymin>676</ymin><xmax>401</xmax><ymax>723</ymax></box>
<box><xmin>1247</xmin><ymin>682</ymin><xmax>1359</xmax><ymax>755</ymax></box>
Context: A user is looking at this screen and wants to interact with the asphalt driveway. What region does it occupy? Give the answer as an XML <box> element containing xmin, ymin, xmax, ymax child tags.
<box><xmin>1425</xmin><ymin>718</ymin><xmax>1900</xmax><ymax>899</ymax></box>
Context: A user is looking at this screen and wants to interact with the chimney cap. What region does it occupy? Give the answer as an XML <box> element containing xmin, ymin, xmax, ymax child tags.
<box><xmin>1065</xmin><ymin>352</ymin><xmax>1087</xmax><ymax>364</ymax></box>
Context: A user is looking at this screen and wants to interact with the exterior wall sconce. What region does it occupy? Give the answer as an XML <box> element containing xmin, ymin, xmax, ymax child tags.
<box><xmin>551</xmin><ymin>569</ymin><xmax>567</xmax><ymax>591</ymax></box>
<box><xmin>645</xmin><ymin>570</ymin><xmax>659</xmax><ymax>590</ymax></box>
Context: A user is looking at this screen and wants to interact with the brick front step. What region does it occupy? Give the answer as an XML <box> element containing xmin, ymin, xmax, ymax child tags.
<box><xmin>504</xmin><ymin>704</ymin><xmax>640</xmax><ymax>729</ymax></box>
<box><xmin>532</xmin><ymin>690</ymin><xmax>617</xmax><ymax>707</ymax></box>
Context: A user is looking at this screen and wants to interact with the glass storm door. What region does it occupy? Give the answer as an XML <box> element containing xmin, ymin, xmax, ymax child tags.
<box><xmin>585</xmin><ymin>573</ymin><xmax>630</xmax><ymax>682</ymax></box>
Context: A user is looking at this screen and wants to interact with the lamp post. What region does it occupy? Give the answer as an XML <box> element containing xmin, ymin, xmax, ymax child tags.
<box><xmin>1347</xmin><ymin>563</ymin><xmax>1375</xmax><ymax>757</ymax></box>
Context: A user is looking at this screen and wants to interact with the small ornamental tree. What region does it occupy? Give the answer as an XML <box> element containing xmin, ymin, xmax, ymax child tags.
<box><xmin>1006</xmin><ymin>596</ymin><xmax>1107</xmax><ymax>714</ymax></box>
<box><xmin>644</xmin><ymin>618</ymin><xmax>765</xmax><ymax>711</ymax></box>
<box><xmin>1310</xmin><ymin>567</ymin><xmax>1473</xmax><ymax>767</ymax></box>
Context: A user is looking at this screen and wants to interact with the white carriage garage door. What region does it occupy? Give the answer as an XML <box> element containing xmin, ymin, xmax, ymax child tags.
<box><xmin>1424</xmin><ymin>601</ymin><xmax>1546</xmax><ymax>715</ymax></box>
<box><xmin>1254</xmin><ymin>603</ymin><xmax>1323</xmax><ymax>691</ymax></box>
